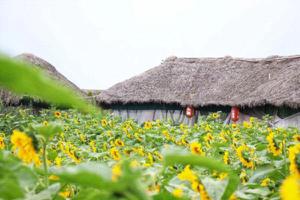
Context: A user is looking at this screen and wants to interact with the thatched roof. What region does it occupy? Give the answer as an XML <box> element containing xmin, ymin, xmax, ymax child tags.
<box><xmin>97</xmin><ymin>55</ymin><xmax>300</xmax><ymax>108</ymax></box>
<box><xmin>0</xmin><ymin>53</ymin><xmax>85</xmax><ymax>106</ymax></box>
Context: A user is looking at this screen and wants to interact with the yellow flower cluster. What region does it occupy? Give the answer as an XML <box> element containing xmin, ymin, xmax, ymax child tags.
<box><xmin>204</xmin><ymin>133</ymin><xmax>213</xmax><ymax>147</ymax></box>
<box><xmin>10</xmin><ymin>130</ymin><xmax>40</xmax><ymax>166</ymax></box>
<box><xmin>59</xmin><ymin>141</ymin><xmax>80</xmax><ymax>163</ymax></box>
<box><xmin>178</xmin><ymin>165</ymin><xmax>211</xmax><ymax>199</ymax></box>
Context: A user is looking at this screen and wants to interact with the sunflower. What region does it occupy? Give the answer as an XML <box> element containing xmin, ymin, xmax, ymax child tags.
<box><xmin>172</xmin><ymin>188</ymin><xmax>183</xmax><ymax>198</ymax></box>
<box><xmin>261</xmin><ymin>178</ymin><xmax>273</xmax><ymax>187</ymax></box>
<box><xmin>288</xmin><ymin>143</ymin><xmax>300</xmax><ymax>176</ymax></box>
<box><xmin>79</xmin><ymin>134</ymin><xmax>86</xmax><ymax>143</ymax></box>
<box><xmin>146</xmin><ymin>152</ymin><xmax>154</xmax><ymax>166</ymax></box>
<box><xmin>204</xmin><ymin>124</ymin><xmax>212</xmax><ymax>132</ymax></box>
<box><xmin>59</xmin><ymin>188</ymin><xmax>72</xmax><ymax>198</ymax></box>
<box><xmin>240</xmin><ymin>169</ymin><xmax>248</xmax><ymax>184</ymax></box>
<box><xmin>223</xmin><ymin>151</ymin><xmax>230</xmax><ymax>165</ymax></box>
<box><xmin>110</xmin><ymin>147</ymin><xmax>121</xmax><ymax>161</ymax></box>
<box><xmin>178</xmin><ymin>165</ymin><xmax>197</xmax><ymax>183</ymax></box>
<box><xmin>101</xmin><ymin>119</ymin><xmax>108</xmax><ymax>127</ymax></box>
<box><xmin>54</xmin><ymin>111</ymin><xmax>61</xmax><ymax>118</ymax></box>
<box><xmin>232</xmin><ymin>123</ymin><xmax>237</xmax><ymax>129</ymax></box>
<box><xmin>10</xmin><ymin>130</ymin><xmax>41</xmax><ymax>166</ymax></box>
<box><xmin>54</xmin><ymin>156</ymin><xmax>62</xmax><ymax>167</ymax></box>
<box><xmin>144</xmin><ymin>121</ymin><xmax>152</xmax><ymax>130</ymax></box>
<box><xmin>112</xmin><ymin>164</ymin><xmax>122</xmax><ymax>181</ymax></box>
<box><xmin>266</xmin><ymin>131</ymin><xmax>283</xmax><ymax>156</ymax></box>
<box><xmin>89</xmin><ymin>140</ymin><xmax>97</xmax><ymax>152</ymax></box>
<box><xmin>190</xmin><ymin>141</ymin><xmax>205</xmax><ymax>155</ymax></box>
<box><xmin>0</xmin><ymin>135</ymin><xmax>5</xmax><ymax>150</ymax></box>
<box><xmin>219</xmin><ymin>131</ymin><xmax>228</xmax><ymax>142</ymax></box>
<box><xmin>243</xmin><ymin>121</ymin><xmax>252</xmax><ymax>128</ymax></box>
<box><xmin>204</xmin><ymin>133</ymin><xmax>213</xmax><ymax>147</ymax></box>
<box><xmin>114</xmin><ymin>139</ymin><xmax>125</xmax><ymax>147</ymax></box>
<box><xmin>236</xmin><ymin>144</ymin><xmax>255</xmax><ymax>169</ymax></box>
<box><xmin>249</xmin><ymin>117</ymin><xmax>256</xmax><ymax>123</ymax></box>
<box><xmin>191</xmin><ymin>181</ymin><xmax>211</xmax><ymax>200</ymax></box>
<box><xmin>229</xmin><ymin>194</ymin><xmax>238</xmax><ymax>200</ymax></box>
<box><xmin>293</xmin><ymin>134</ymin><xmax>300</xmax><ymax>143</ymax></box>
<box><xmin>162</xmin><ymin>130</ymin><xmax>171</xmax><ymax>140</ymax></box>
<box><xmin>212</xmin><ymin>112</ymin><xmax>220</xmax><ymax>119</ymax></box>
<box><xmin>42</xmin><ymin>121</ymin><xmax>48</xmax><ymax>126</ymax></box>
<box><xmin>280</xmin><ymin>175</ymin><xmax>300</xmax><ymax>200</ymax></box>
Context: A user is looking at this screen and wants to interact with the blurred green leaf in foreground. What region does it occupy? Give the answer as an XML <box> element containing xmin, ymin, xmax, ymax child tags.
<box><xmin>0</xmin><ymin>54</ymin><xmax>96</xmax><ymax>113</ymax></box>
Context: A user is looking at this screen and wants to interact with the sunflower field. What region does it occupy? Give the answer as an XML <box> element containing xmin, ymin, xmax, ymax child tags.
<box><xmin>0</xmin><ymin>107</ymin><xmax>299</xmax><ymax>200</ymax></box>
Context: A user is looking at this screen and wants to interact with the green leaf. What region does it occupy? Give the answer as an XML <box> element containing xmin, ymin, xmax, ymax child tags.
<box><xmin>54</xmin><ymin>162</ymin><xmax>113</xmax><ymax>189</ymax></box>
<box><xmin>202</xmin><ymin>177</ymin><xmax>228</xmax><ymax>200</ymax></box>
<box><xmin>73</xmin><ymin>188</ymin><xmax>110</xmax><ymax>200</ymax></box>
<box><xmin>14</xmin><ymin>165</ymin><xmax>38</xmax><ymax>190</ymax></box>
<box><xmin>153</xmin><ymin>191</ymin><xmax>189</xmax><ymax>200</ymax></box>
<box><xmin>25</xmin><ymin>183</ymin><xmax>61</xmax><ymax>200</ymax></box>
<box><xmin>0</xmin><ymin>151</ymin><xmax>37</xmax><ymax>200</ymax></box>
<box><xmin>248</xmin><ymin>167</ymin><xmax>275</xmax><ymax>183</ymax></box>
<box><xmin>0</xmin><ymin>54</ymin><xmax>96</xmax><ymax>113</ymax></box>
<box><xmin>0</xmin><ymin>176</ymin><xmax>24</xmax><ymax>200</ymax></box>
<box><xmin>33</xmin><ymin>122</ymin><xmax>63</xmax><ymax>139</ymax></box>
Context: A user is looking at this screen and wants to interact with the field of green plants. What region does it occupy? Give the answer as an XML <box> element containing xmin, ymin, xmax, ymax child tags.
<box><xmin>0</xmin><ymin>55</ymin><xmax>299</xmax><ymax>200</ymax></box>
<box><xmin>0</xmin><ymin>107</ymin><xmax>299</xmax><ymax>200</ymax></box>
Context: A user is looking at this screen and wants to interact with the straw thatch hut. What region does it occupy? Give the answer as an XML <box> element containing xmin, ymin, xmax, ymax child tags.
<box><xmin>0</xmin><ymin>53</ymin><xmax>85</xmax><ymax>107</ymax></box>
<box><xmin>97</xmin><ymin>55</ymin><xmax>300</xmax><ymax>128</ymax></box>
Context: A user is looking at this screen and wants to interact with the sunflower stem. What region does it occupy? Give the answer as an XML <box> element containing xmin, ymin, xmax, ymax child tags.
<box><xmin>42</xmin><ymin>140</ymin><xmax>49</xmax><ymax>187</ymax></box>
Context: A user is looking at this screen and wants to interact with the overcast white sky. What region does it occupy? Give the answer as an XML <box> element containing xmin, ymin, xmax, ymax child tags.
<box><xmin>1</xmin><ymin>0</ymin><xmax>300</xmax><ymax>89</ymax></box>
